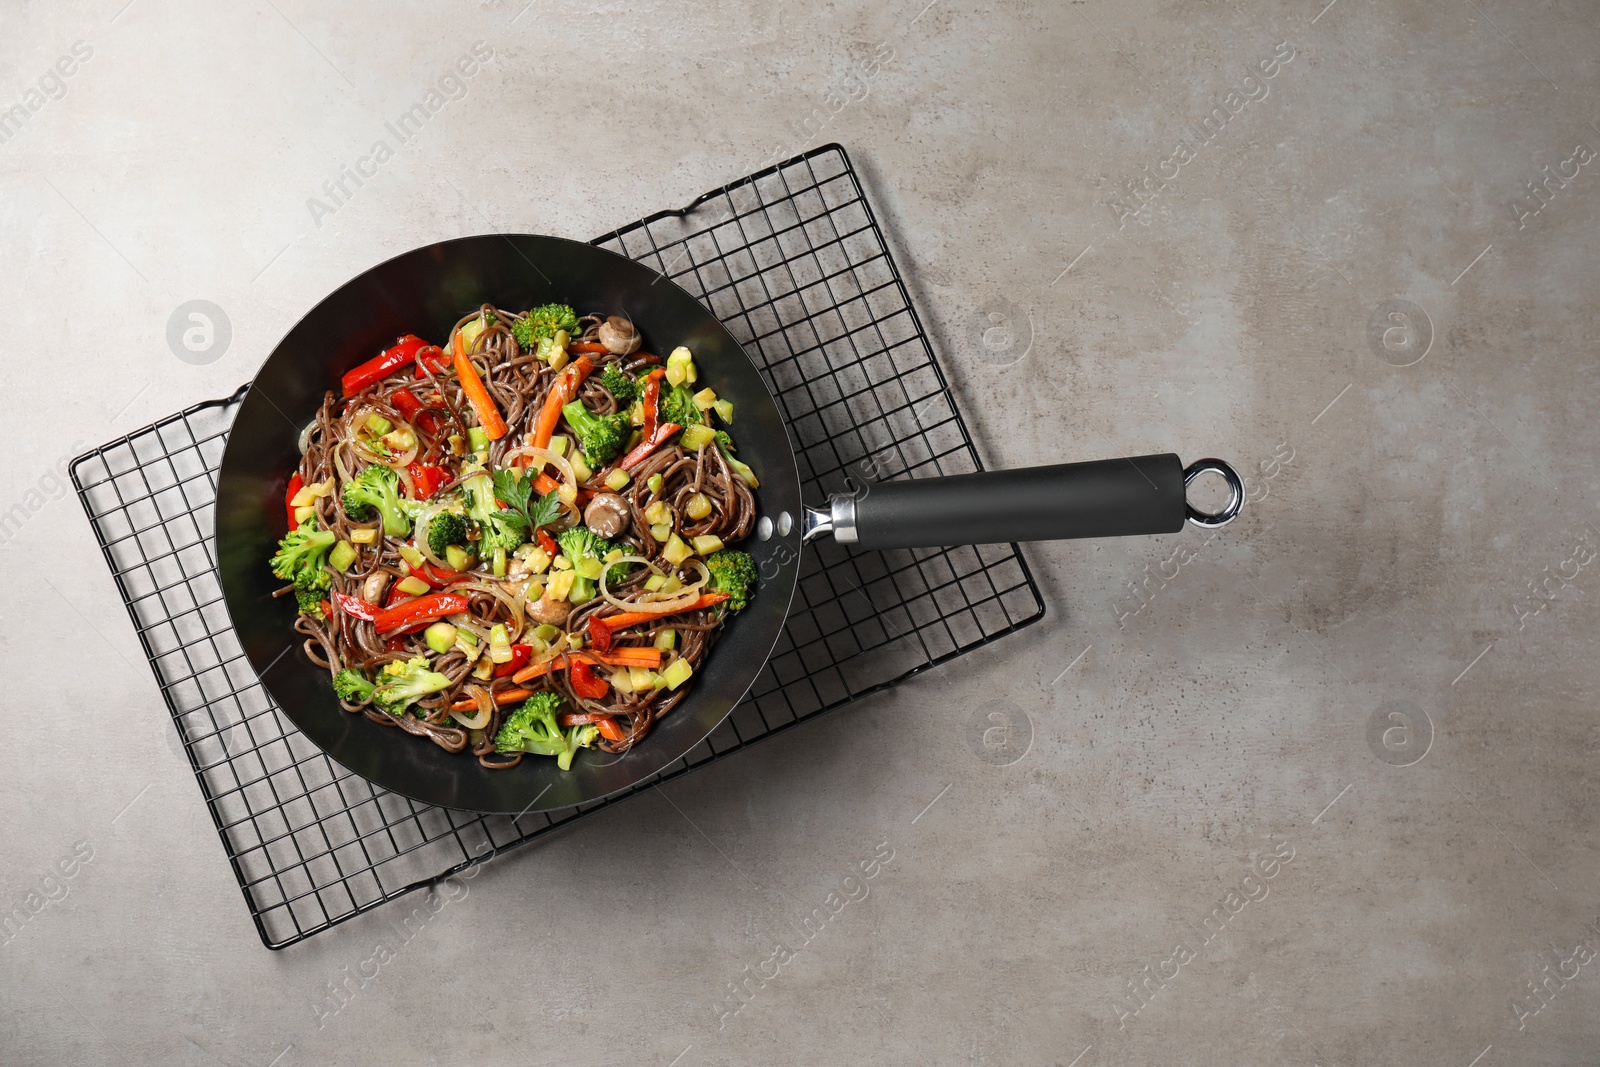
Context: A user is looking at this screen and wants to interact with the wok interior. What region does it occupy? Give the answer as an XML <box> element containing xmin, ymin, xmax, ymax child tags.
<box><xmin>215</xmin><ymin>235</ymin><xmax>802</xmax><ymax>813</ymax></box>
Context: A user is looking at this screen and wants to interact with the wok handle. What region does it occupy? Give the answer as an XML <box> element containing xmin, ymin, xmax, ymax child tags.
<box><xmin>803</xmin><ymin>455</ymin><xmax>1243</xmax><ymax>550</ymax></box>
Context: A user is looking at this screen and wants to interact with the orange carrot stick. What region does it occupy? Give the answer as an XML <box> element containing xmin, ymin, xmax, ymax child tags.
<box><xmin>587</xmin><ymin>593</ymin><xmax>730</xmax><ymax>652</ymax></box>
<box><xmin>508</xmin><ymin>647</ymin><xmax>661</xmax><ymax>685</ymax></box>
<box><xmin>450</xmin><ymin>687</ymin><xmax>532</xmax><ymax>712</ymax></box>
<box><xmin>530</xmin><ymin>355</ymin><xmax>594</xmax><ymax>449</ymax></box>
<box><xmin>452</xmin><ymin>330</ymin><xmax>509</xmax><ymax>441</ymax></box>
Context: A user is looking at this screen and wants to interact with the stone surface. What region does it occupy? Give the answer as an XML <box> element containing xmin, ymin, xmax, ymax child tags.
<box><xmin>3</xmin><ymin>1</ymin><xmax>1598</xmax><ymax>1064</ymax></box>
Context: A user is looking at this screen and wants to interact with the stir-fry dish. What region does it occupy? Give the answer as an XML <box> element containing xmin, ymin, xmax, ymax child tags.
<box><xmin>271</xmin><ymin>304</ymin><xmax>759</xmax><ymax>770</ymax></box>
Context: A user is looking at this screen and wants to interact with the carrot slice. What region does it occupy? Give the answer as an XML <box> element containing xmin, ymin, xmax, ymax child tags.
<box><xmin>508</xmin><ymin>647</ymin><xmax>662</xmax><ymax>686</ymax></box>
<box><xmin>588</xmin><ymin>593</ymin><xmax>730</xmax><ymax>652</ymax></box>
<box><xmin>452</xmin><ymin>330</ymin><xmax>509</xmax><ymax>441</ymax></box>
<box><xmin>530</xmin><ymin>355</ymin><xmax>595</xmax><ymax>449</ymax></box>
<box><xmin>450</xmin><ymin>687</ymin><xmax>531</xmax><ymax>713</ymax></box>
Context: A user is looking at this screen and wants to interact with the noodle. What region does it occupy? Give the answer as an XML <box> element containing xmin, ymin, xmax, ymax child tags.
<box><xmin>275</xmin><ymin>304</ymin><xmax>756</xmax><ymax>769</ymax></box>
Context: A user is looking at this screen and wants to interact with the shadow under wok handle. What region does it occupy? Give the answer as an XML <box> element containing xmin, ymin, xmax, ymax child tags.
<box><xmin>803</xmin><ymin>454</ymin><xmax>1242</xmax><ymax>550</ymax></box>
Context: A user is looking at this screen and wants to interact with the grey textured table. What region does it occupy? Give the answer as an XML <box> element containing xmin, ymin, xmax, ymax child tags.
<box><xmin>4</xmin><ymin>2</ymin><xmax>1597</xmax><ymax>1064</ymax></box>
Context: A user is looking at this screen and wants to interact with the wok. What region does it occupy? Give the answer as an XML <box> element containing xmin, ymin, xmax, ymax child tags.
<box><xmin>216</xmin><ymin>235</ymin><xmax>1242</xmax><ymax>814</ymax></box>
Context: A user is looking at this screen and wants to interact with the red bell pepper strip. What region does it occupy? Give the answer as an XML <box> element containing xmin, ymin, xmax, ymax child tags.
<box><xmin>390</xmin><ymin>388</ymin><xmax>440</xmax><ymax>435</ymax></box>
<box><xmin>536</xmin><ymin>528</ymin><xmax>559</xmax><ymax>557</ymax></box>
<box><xmin>373</xmin><ymin>591</ymin><xmax>470</xmax><ymax>634</ymax></box>
<box><xmin>616</xmin><ymin>422</ymin><xmax>680</xmax><ymax>472</ymax></box>
<box><xmin>493</xmin><ymin>644</ymin><xmax>534</xmax><ymax>678</ymax></box>
<box><xmin>452</xmin><ymin>331</ymin><xmax>509</xmax><ymax>441</ymax></box>
<box><xmin>403</xmin><ymin>560</ymin><xmax>463</xmax><ymax>588</ymax></box>
<box><xmin>413</xmin><ymin>344</ymin><xmax>449</xmax><ymax>377</ymax></box>
<box><xmin>556</xmin><ymin>709</ymin><xmax>633</xmax><ymax>742</ymax></box>
<box><xmin>639</xmin><ymin>368</ymin><xmax>666</xmax><ymax>442</ymax></box>
<box><xmin>503</xmin><ymin>647</ymin><xmax>662</xmax><ymax>687</ymax></box>
<box><xmin>285</xmin><ymin>472</ymin><xmax>303</xmax><ymax>529</ymax></box>
<box><xmin>588</xmin><ymin>591</ymin><xmax>731</xmax><ymax>652</ymax></box>
<box><xmin>406</xmin><ymin>461</ymin><xmax>449</xmax><ymax>500</ymax></box>
<box><xmin>342</xmin><ymin>335</ymin><xmax>428</xmax><ymax>396</ymax></box>
<box><xmin>319</xmin><ymin>599</ymin><xmax>333</xmax><ymax>620</ymax></box>
<box><xmin>530</xmin><ymin>355</ymin><xmax>595</xmax><ymax>449</ymax></box>
<box><xmin>557</xmin><ymin>711</ymin><xmax>615</xmax><ymax>725</ymax></box>
<box><xmin>568</xmin><ymin>660</ymin><xmax>610</xmax><ymax>699</ymax></box>
<box><xmin>331</xmin><ymin>591</ymin><xmax>380</xmax><ymax>622</ymax></box>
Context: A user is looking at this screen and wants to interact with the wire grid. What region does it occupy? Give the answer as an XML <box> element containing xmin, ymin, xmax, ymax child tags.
<box><xmin>71</xmin><ymin>143</ymin><xmax>1045</xmax><ymax>949</ymax></box>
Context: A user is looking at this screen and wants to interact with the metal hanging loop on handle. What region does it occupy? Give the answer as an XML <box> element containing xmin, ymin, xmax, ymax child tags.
<box><xmin>1183</xmin><ymin>459</ymin><xmax>1244</xmax><ymax>528</ymax></box>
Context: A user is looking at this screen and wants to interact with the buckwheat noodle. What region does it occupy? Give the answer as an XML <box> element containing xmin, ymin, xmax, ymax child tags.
<box><xmin>280</xmin><ymin>306</ymin><xmax>756</xmax><ymax>768</ymax></box>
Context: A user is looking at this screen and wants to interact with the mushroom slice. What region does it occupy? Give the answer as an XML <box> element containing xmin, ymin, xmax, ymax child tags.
<box><xmin>583</xmin><ymin>492</ymin><xmax>631</xmax><ymax>539</ymax></box>
<box><xmin>597</xmin><ymin>316</ymin><xmax>642</xmax><ymax>356</ymax></box>
<box><xmin>525</xmin><ymin>594</ymin><xmax>571</xmax><ymax>627</ymax></box>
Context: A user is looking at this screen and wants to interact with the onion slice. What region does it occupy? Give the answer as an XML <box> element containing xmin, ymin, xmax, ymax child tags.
<box><xmin>451</xmin><ymin>684</ymin><xmax>494</xmax><ymax>730</ymax></box>
<box><xmin>499</xmin><ymin>445</ymin><xmax>576</xmax><ymax>490</ymax></box>
<box><xmin>598</xmin><ymin>555</ymin><xmax>710</xmax><ymax>614</ymax></box>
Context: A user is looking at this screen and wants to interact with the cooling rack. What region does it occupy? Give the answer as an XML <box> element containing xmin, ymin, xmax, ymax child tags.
<box><xmin>71</xmin><ymin>143</ymin><xmax>1045</xmax><ymax>948</ymax></box>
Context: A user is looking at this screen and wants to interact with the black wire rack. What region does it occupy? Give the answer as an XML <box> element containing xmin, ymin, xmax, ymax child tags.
<box><xmin>70</xmin><ymin>143</ymin><xmax>1045</xmax><ymax>949</ymax></box>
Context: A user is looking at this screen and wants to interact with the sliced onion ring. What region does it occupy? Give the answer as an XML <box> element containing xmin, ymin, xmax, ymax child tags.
<box><xmin>451</xmin><ymin>684</ymin><xmax>493</xmax><ymax>730</ymax></box>
<box><xmin>499</xmin><ymin>446</ymin><xmax>576</xmax><ymax>490</ymax></box>
<box><xmin>598</xmin><ymin>555</ymin><xmax>710</xmax><ymax>614</ymax></box>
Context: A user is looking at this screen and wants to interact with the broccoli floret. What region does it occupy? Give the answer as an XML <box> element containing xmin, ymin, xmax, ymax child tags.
<box><xmin>426</xmin><ymin>510</ymin><xmax>470</xmax><ymax>558</ymax></box>
<box><xmin>706</xmin><ymin>549</ymin><xmax>757</xmax><ymax>612</ymax></box>
<box><xmin>461</xmin><ymin>468</ymin><xmax>528</xmax><ymax>556</ymax></box>
<box><xmin>658</xmin><ymin>384</ymin><xmax>703</xmax><ymax>429</ymax></box>
<box><xmin>333</xmin><ymin>668</ymin><xmax>376</xmax><ymax>703</ymax></box>
<box><xmin>342</xmin><ymin>465</ymin><xmax>411</xmax><ymax>537</ymax></box>
<box><xmin>271</xmin><ymin>519</ymin><xmax>335</xmax><ymax>591</ymax></box>
<box><xmin>494</xmin><ymin>691</ymin><xmax>570</xmax><ymax>762</ymax></box>
<box><xmin>371</xmin><ymin>656</ymin><xmax>453</xmax><ymax>717</ymax></box>
<box><xmin>512</xmin><ymin>304</ymin><xmax>579</xmax><ymax>355</ymax></box>
<box><xmin>714</xmin><ymin>432</ymin><xmax>759</xmax><ymax>488</ymax></box>
<box><xmin>557</xmin><ymin>525</ymin><xmax>625</xmax><ymax>605</ymax></box>
<box><xmin>561</xmin><ymin>400</ymin><xmax>630</xmax><ymax>468</ymax></box>
<box><xmin>599</xmin><ymin>363</ymin><xmax>639</xmax><ymax>406</ymax></box>
<box><xmin>294</xmin><ymin>569</ymin><xmax>330</xmax><ymax>618</ymax></box>
<box><xmin>564</xmin><ymin>723</ymin><xmax>600</xmax><ymax>770</ymax></box>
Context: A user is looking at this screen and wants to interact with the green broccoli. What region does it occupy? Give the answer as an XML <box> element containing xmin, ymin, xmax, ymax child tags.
<box><xmin>599</xmin><ymin>362</ymin><xmax>639</xmax><ymax>406</ymax></box>
<box><xmin>271</xmin><ymin>518</ymin><xmax>335</xmax><ymax>581</ymax></box>
<box><xmin>566</xmin><ymin>723</ymin><xmax>600</xmax><ymax>767</ymax></box>
<box><xmin>658</xmin><ymin>384</ymin><xmax>703</xmax><ymax>429</ymax></box>
<box><xmin>557</xmin><ymin>525</ymin><xmax>626</xmax><ymax>605</ymax></box>
<box><xmin>705</xmin><ymin>549</ymin><xmax>757</xmax><ymax>612</ymax></box>
<box><xmin>494</xmin><ymin>691</ymin><xmax>571</xmax><ymax>763</ymax></box>
<box><xmin>561</xmin><ymin>400</ymin><xmax>630</xmax><ymax>468</ymax></box>
<box><xmin>342</xmin><ymin>464</ymin><xmax>412</xmax><ymax>537</ymax></box>
<box><xmin>371</xmin><ymin>656</ymin><xmax>453</xmax><ymax>717</ymax></box>
<box><xmin>272</xmin><ymin>519</ymin><xmax>334</xmax><ymax>619</ymax></box>
<box><xmin>714</xmin><ymin>431</ymin><xmax>759</xmax><ymax>488</ymax></box>
<box><xmin>294</xmin><ymin>569</ymin><xmax>330</xmax><ymax>618</ymax></box>
<box><xmin>426</xmin><ymin>510</ymin><xmax>470</xmax><ymax>559</ymax></box>
<box><xmin>512</xmin><ymin>303</ymin><xmax>579</xmax><ymax>357</ymax></box>
<box><xmin>333</xmin><ymin>668</ymin><xmax>376</xmax><ymax>703</ymax></box>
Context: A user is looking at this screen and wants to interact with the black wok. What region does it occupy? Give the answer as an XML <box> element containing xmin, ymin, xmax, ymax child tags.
<box><xmin>216</xmin><ymin>235</ymin><xmax>1242</xmax><ymax>814</ymax></box>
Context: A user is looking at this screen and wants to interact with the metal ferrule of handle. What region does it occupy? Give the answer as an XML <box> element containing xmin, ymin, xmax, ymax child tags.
<box><xmin>802</xmin><ymin>495</ymin><xmax>857</xmax><ymax>544</ymax></box>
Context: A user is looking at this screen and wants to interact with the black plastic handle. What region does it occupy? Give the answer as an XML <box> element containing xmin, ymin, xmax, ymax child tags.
<box><xmin>849</xmin><ymin>454</ymin><xmax>1186</xmax><ymax>550</ymax></box>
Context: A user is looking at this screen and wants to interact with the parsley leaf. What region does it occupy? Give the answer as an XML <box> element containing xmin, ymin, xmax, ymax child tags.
<box><xmin>492</xmin><ymin>468</ymin><xmax>530</xmax><ymax>516</ymax></box>
<box><xmin>526</xmin><ymin>488</ymin><xmax>562</xmax><ymax>530</ymax></box>
<box><xmin>491</xmin><ymin>468</ymin><xmax>562</xmax><ymax>533</ymax></box>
